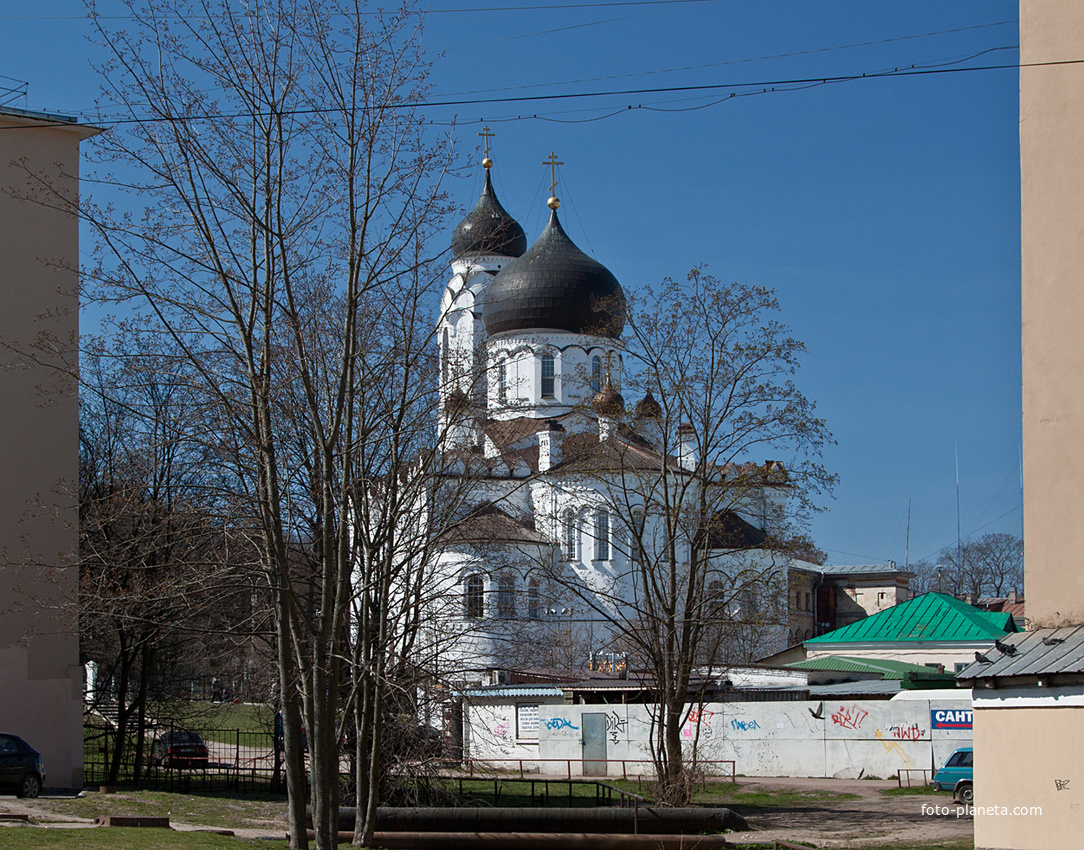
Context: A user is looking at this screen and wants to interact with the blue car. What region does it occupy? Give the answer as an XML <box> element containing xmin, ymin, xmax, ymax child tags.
<box><xmin>931</xmin><ymin>746</ymin><xmax>973</xmax><ymax>804</ymax></box>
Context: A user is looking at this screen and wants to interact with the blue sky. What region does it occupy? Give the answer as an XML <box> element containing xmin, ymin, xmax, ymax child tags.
<box><xmin>0</xmin><ymin>1</ymin><xmax>1022</xmax><ymax>569</ymax></box>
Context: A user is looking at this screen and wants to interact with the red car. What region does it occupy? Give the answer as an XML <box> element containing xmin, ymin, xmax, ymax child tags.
<box><xmin>150</xmin><ymin>729</ymin><xmax>209</xmax><ymax>769</ymax></box>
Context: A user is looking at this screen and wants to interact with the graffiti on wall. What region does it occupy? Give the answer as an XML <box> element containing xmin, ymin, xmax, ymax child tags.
<box><xmin>605</xmin><ymin>712</ymin><xmax>628</xmax><ymax>744</ymax></box>
<box><xmin>1055</xmin><ymin>779</ymin><xmax>1071</xmax><ymax>791</ymax></box>
<box><xmin>875</xmin><ymin>729</ymin><xmax>914</xmax><ymax>767</ymax></box>
<box><xmin>887</xmin><ymin>723</ymin><xmax>925</xmax><ymax>741</ymax></box>
<box><xmin>830</xmin><ymin>704</ymin><xmax>869</xmax><ymax>730</ymax></box>
<box><xmin>730</xmin><ymin>718</ymin><xmax>761</xmax><ymax>732</ymax></box>
<box><xmin>544</xmin><ymin>717</ymin><xmax>579</xmax><ymax>732</ymax></box>
<box><xmin>492</xmin><ymin>721</ymin><xmax>510</xmax><ymax>738</ymax></box>
<box><xmin>682</xmin><ymin>708</ymin><xmax>715</xmax><ymax>739</ymax></box>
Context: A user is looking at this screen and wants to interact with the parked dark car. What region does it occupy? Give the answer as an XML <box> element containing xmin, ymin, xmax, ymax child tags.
<box><xmin>150</xmin><ymin>729</ymin><xmax>209</xmax><ymax>769</ymax></box>
<box><xmin>0</xmin><ymin>733</ymin><xmax>45</xmax><ymax>798</ymax></box>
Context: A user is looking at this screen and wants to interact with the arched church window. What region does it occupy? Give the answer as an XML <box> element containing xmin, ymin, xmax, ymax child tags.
<box><xmin>541</xmin><ymin>354</ymin><xmax>555</xmax><ymax>398</ymax></box>
<box><xmin>591</xmin><ymin>355</ymin><xmax>602</xmax><ymax>393</ymax></box>
<box><xmin>708</xmin><ymin>580</ymin><xmax>725</xmax><ymax>617</ymax></box>
<box><xmin>497</xmin><ymin>573</ymin><xmax>516</xmax><ymax>618</ymax></box>
<box><xmin>594</xmin><ymin>510</ymin><xmax>610</xmax><ymax>561</ymax></box>
<box><xmin>464</xmin><ymin>574</ymin><xmax>484</xmax><ymax>619</ymax></box>
<box><xmin>442</xmin><ymin>328</ymin><xmax>450</xmax><ymax>384</ymax></box>
<box><xmin>740</xmin><ymin>587</ymin><xmax>756</xmax><ymax>621</ymax></box>
<box><xmin>563</xmin><ymin>508</ymin><xmax>577</xmax><ymax>559</ymax></box>
<box><xmin>628</xmin><ymin>507</ymin><xmax>645</xmax><ymax>561</ymax></box>
<box><xmin>498</xmin><ymin>359</ymin><xmax>508</xmax><ymax>404</ymax></box>
<box><xmin>527</xmin><ymin>579</ymin><xmax>541</xmax><ymax>619</ymax></box>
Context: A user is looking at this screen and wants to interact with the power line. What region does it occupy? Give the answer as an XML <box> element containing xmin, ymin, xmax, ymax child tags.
<box><xmin>442</xmin><ymin>19</ymin><xmax>1018</xmax><ymax>82</ymax></box>
<box><xmin>2</xmin><ymin>52</ymin><xmax>1047</xmax><ymax>131</ymax></box>
<box><xmin>444</xmin><ymin>0</ymin><xmax>723</xmax><ymax>50</ymax></box>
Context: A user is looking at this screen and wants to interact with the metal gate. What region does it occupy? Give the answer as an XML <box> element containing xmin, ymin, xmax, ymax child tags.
<box><xmin>581</xmin><ymin>712</ymin><xmax>607</xmax><ymax>777</ymax></box>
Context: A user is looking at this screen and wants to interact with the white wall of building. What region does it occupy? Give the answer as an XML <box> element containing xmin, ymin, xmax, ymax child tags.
<box><xmin>465</xmin><ymin>697</ymin><xmax>973</xmax><ymax>779</ymax></box>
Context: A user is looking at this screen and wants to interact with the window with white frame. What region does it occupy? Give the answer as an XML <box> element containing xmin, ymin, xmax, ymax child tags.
<box><xmin>442</xmin><ymin>328</ymin><xmax>450</xmax><ymax>384</ymax></box>
<box><xmin>527</xmin><ymin>579</ymin><xmax>541</xmax><ymax>619</ymax></box>
<box><xmin>498</xmin><ymin>359</ymin><xmax>508</xmax><ymax>403</ymax></box>
<box><xmin>541</xmin><ymin>354</ymin><xmax>555</xmax><ymax>398</ymax></box>
<box><xmin>563</xmin><ymin>507</ymin><xmax>576</xmax><ymax>559</ymax></box>
<box><xmin>464</xmin><ymin>574</ymin><xmax>484</xmax><ymax>619</ymax></box>
<box><xmin>497</xmin><ymin>573</ymin><xmax>516</xmax><ymax>618</ymax></box>
<box><xmin>595</xmin><ymin>510</ymin><xmax>610</xmax><ymax>560</ymax></box>
<box><xmin>591</xmin><ymin>355</ymin><xmax>602</xmax><ymax>393</ymax></box>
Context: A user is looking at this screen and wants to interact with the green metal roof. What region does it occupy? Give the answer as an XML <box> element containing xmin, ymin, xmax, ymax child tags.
<box><xmin>786</xmin><ymin>656</ymin><xmax>934</xmax><ymax>680</ymax></box>
<box><xmin>806</xmin><ymin>592</ymin><xmax>1019</xmax><ymax>644</ymax></box>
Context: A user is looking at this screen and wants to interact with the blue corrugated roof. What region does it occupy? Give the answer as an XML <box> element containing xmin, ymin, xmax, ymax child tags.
<box><xmin>459</xmin><ymin>686</ymin><xmax>564</xmax><ymax>698</ymax></box>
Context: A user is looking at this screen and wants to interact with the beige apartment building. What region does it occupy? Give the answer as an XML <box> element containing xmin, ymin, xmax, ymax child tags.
<box><xmin>956</xmin><ymin>3</ymin><xmax>1084</xmax><ymax>848</ymax></box>
<box><xmin>0</xmin><ymin>107</ymin><xmax>98</xmax><ymax>789</ymax></box>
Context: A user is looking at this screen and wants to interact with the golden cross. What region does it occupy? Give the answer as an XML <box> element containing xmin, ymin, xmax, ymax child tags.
<box><xmin>479</xmin><ymin>126</ymin><xmax>494</xmax><ymax>165</ymax></box>
<box><xmin>543</xmin><ymin>152</ymin><xmax>563</xmax><ymax>198</ymax></box>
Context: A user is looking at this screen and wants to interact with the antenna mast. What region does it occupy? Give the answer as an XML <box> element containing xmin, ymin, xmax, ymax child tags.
<box><xmin>905</xmin><ymin>491</ymin><xmax>912</xmax><ymax>570</ymax></box>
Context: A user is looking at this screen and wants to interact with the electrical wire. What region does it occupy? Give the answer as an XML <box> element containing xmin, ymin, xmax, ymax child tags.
<box><xmin>0</xmin><ymin>49</ymin><xmax>1039</xmax><ymax>131</ymax></box>
<box><xmin>439</xmin><ymin>19</ymin><xmax>1018</xmax><ymax>92</ymax></box>
<box><xmin>443</xmin><ymin>0</ymin><xmax>723</xmax><ymax>50</ymax></box>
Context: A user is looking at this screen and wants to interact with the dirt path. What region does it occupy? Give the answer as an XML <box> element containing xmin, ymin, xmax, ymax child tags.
<box><xmin>723</xmin><ymin>776</ymin><xmax>973</xmax><ymax>848</ymax></box>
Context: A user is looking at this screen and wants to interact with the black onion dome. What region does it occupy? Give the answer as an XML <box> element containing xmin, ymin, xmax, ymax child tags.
<box><xmin>451</xmin><ymin>171</ymin><xmax>527</xmax><ymax>259</ymax></box>
<box><xmin>635</xmin><ymin>391</ymin><xmax>662</xmax><ymax>419</ymax></box>
<box><xmin>484</xmin><ymin>210</ymin><xmax>626</xmax><ymax>338</ymax></box>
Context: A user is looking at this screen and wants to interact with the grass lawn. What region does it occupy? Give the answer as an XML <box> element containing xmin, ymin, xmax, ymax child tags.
<box><xmin>449</xmin><ymin>776</ymin><xmax>631</xmax><ymax>807</ymax></box>
<box><xmin>0</xmin><ymin>828</ymin><xmax>269</xmax><ymax>849</ymax></box>
<box><xmin>28</xmin><ymin>790</ymin><xmax>285</xmax><ymax>831</ymax></box>
<box><xmin>0</xmin><ymin>827</ymin><xmax>975</xmax><ymax>850</ymax></box>
<box><xmin>691</xmin><ymin>782</ymin><xmax>861</xmax><ymax>808</ymax></box>
<box><xmin>881</xmin><ymin>785</ymin><xmax>946</xmax><ymax>797</ymax></box>
<box><xmin>84</xmin><ymin>702</ymin><xmax>277</xmax><ymax>750</ymax></box>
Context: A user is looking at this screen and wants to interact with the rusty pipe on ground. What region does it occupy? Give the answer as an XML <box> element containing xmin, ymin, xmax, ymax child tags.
<box><xmin>308</xmin><ymin>831</ymin><xmax>731</xmax><ymax>849</ymax></box>
<box><xmin>323</xmin><ymin>806</ymin><xmax>748</xmax><ymax>834</ymax></box>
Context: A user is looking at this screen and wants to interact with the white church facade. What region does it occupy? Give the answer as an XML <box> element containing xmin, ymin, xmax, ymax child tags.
<box><xmin>423</xmin><ymin>153</ymin><xmax>879</xmax><ymax>684</ymax></box>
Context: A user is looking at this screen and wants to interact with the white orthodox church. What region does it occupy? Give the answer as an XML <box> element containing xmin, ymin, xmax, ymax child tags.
<box><xmin>426</xmin><ymin>153</ymin><xmax>822</xmax><ymax>683</ymax></box>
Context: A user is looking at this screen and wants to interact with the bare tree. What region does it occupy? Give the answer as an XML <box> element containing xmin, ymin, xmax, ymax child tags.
<box><xmin>67</xmin><ymin>2</ymin><xmax>457</xmax><ymax>846</ymax></box>
<box><xmin>79</xmin><ymin>335</ymin><xmax>232</xmax><ymax>783</ymax></box>
<box><xmin>971</xmin><ymin>532</ymin><xmax>1024</xmax><ymax>597</ymax></box>
<box><xmin>545</xmin><ymin>269</ymin><xmax>833</xmax><ymax>805</ymax></box>
<box><xmin>921</xmin><ymin>532</ymin><xmax>1024</xmax><ymax>600</ymax></box>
